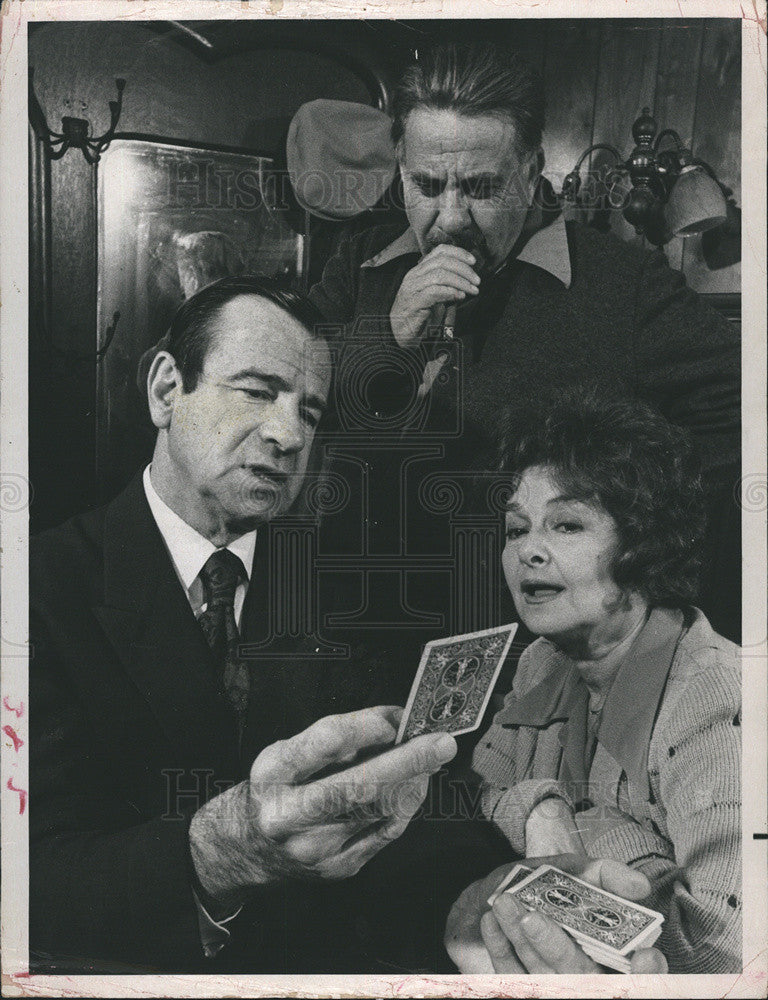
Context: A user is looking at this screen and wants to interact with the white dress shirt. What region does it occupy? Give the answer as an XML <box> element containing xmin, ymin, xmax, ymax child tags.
<box><xmin>143</xmin><ymin>465</ymin><xmax>256</xmax><ymax>627</ymax></box>
<box><xmin>143</xmin><ymin>465</ymin><xmax>256</xmax><ymax>957</ymax></box>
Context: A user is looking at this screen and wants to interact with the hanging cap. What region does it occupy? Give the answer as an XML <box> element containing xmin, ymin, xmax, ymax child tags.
<box><xmin>286</xmin><ymin>99</ymin><xmax>397</xmax><ymax>221</ymax></box>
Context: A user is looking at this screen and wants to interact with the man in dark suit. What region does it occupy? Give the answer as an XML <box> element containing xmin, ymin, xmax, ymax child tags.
<box><xmin>29</xmin><ymin>276</ymin><xmax>458</xmax><ymax>974</ymax></box>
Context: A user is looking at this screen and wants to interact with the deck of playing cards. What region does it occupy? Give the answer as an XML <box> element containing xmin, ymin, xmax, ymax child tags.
<box><xmin>487</xmin><ymin>863</ymin><xmax>536</xmax><ymax>905</ymax></box>
<box><xmin>487</xmin><ymin>864</ymin><xmax>664</xmax><ymax>973</ymax></box>
<box><xmin>396</xmin><ymin>623</ymin><xmax>518</xmax><ymax>744</ymax></box>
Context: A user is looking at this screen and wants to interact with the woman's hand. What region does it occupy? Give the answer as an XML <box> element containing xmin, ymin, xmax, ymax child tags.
<box><xmin>445</xmin><ymin>862</ymin><xmax>515</xmax><ymax>973</ymax></box>
<box><xmin>445</xmin><ymin>854</ymin><xmax>668</xmax><ymax>975</ymax></box>
<box><xmin>525</xmin><ymin>796</ymin><xmax>585</xmax><ymax>856</ymax></box>
<box><xmin>481</xmin><ymin>895</ymin><xmax>667</xmax><ymax>973</ymax></box>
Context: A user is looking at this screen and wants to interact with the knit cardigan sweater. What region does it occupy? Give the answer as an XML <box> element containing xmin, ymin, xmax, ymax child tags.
<box><xmin>308</xmin><ymin>219</ymin><xmax>739</xmax><ymax>486</ymax></box>
<box><xmin>472</xmin><ymin>607</ymin><xmax>742</xmax><ymax>974</ymax></box>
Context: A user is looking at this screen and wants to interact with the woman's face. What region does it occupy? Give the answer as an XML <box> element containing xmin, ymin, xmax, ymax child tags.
<box><xmin>502</xmin><ymin>465</ymin><xmax>635</xmax><ymax>654</ymax></box>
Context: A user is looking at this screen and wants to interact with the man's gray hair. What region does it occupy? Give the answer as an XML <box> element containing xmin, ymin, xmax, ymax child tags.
<box><xmin>391</xmin><ymin>43</ymin><xmax>545</xmax><ymax>155</ymax></box>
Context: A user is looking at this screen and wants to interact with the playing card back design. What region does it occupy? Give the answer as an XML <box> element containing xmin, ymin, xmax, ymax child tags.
<box><xmin>397</xmin><ymin>623</ymin><xmax>518</xmax><ymax>742</ymax></box>
<box><xmin>508</xmin><ymin>866</ymin><xmax>662</xmax><ymax>953</ymax></box>
<box><xmin>487</xmin><ymin>863</ymin><xmax>535</xmax><ymax>906</ymax></box>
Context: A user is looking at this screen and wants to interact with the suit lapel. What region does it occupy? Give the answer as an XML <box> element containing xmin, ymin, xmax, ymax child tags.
<box><xmin>93</xmin><ymin>473</ymin><xmax>238</xmax><ymax>770</ymax></box>
<box><xmin>240</xmin><ymin>527</ymin><xmax>269</xmax><ymax>644</ymax></box>
<box><xmin>238</xmin><ymin>527</ymin><xmax>325</xmax><ymax>757</ymax></box>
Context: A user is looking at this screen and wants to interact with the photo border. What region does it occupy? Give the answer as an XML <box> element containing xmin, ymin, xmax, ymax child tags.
<box><xmin>2</xmin><ymin>2</ymin><xmax>765</xmax><ymax>996</ymax></box>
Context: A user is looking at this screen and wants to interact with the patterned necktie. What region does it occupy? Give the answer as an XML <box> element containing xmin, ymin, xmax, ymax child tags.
<box><xmin>198</xmin><ymin>549</ymin><xmax>249</xmax><ymax>714</ymax></box>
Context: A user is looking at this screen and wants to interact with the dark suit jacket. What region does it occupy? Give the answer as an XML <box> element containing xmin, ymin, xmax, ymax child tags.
<box><xmin>30</xmin><ymin>471</ymin><xmax>512</xmax><ymax>974</ymax></box>
<box><xmin>29</xmin><ymin>471</ymin><xmax>416</xmax><ymax>973</ymax></box>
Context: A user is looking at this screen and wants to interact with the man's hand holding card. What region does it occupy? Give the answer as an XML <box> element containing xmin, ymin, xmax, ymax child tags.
<box><xmin>189</xmin><ymin>706</ymin><xmax>458</xmax><ymax>915</ymax></box>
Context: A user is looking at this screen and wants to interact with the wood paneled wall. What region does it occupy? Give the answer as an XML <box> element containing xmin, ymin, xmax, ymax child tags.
<box><xmin>513</xmin><ymin>18</ymin><xmax>741</xmax><ymax>292</ymax></box>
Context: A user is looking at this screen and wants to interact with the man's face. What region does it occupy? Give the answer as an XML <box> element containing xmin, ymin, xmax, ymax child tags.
<box><xmin>399</xmin><ymin>108</ymin><xmax>541</xmax><ymax>269</ymax></box>
<box><xmin>162</xmin><ymin>295</ymin><xmax>330</xmax><ymax>538</ymax></box>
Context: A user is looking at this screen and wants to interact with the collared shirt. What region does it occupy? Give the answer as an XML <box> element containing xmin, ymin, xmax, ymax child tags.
<box><xmin>143</xmin><ymin>465</ymin><xmax>256</xmax><ymax>628</ymax></box>
<box><xmin>142</xmin><ymin>464</ymin><xmax>255</xmax><ymax>956</ymax></box>
<box><xmin>360</xmin><ymin>209</ymin><xmax>573</xmax><ymax>289</ymax></box>
<box><xmin>495</xmin><ymin>606</ymin><xmax>686</xmax><ymax>802</ymax></box>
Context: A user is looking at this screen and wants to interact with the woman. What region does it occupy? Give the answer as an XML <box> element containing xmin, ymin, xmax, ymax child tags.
<box><xmin>448</xmin><ymin>391</ymin><xmax>741</xmax><ymax>974</ymax></box>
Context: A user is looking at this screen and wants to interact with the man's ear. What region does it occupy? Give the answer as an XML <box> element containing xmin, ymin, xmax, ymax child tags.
<box><xmin>147</xmin><ymin>351</ymin><xmax>181</xmax><ymax>429</ymax></box>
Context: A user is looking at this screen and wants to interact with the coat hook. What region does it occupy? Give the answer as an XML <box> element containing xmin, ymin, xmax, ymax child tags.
<box><xmin>28</xmin><ymin>67</ymin><xmax>126</xmax><ymax>165</ymax></box>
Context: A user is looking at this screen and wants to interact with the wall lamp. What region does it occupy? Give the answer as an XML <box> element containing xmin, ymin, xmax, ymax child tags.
<box><xmin>560</xmin><ymin>106</ymin><xmax>739</xmax><ymax>253</ymax></box>
<box><xmin>28</xmin><ymin>68</ymin><xmax>126</xmax><ymax>165</ymax></box>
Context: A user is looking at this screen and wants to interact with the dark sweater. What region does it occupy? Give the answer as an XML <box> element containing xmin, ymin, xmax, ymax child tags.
<box><xmin>309</xmin><ymin>220</ymin><xmax>740</xmax><ymax>485</ymax></box>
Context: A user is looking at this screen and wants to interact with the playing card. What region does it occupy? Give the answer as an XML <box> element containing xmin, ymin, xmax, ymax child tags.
<box><xmin>580</xmin><ymin>923</ymin><xmax>661</xmax><ymax>965</ymax></box>
<box><xmin>569</xmin><ymin>914</ymin><xmax>662</xmax><ymax>951</ymax></box>
<box><xmin>487</xmin><ymin>863</ymin><xmax>535</xmax><ymax>906</ymax></box>
<box><xmin>579</xmin><ymin>927</ymin><xmax>662</xmax><ymax>956</ymax></box>
<box><xmin>578</xmin><ymin>942</ymin><xmax>632</xmax><ymax>973</ymax></box>
<box><xmin>396</xmin><ymin>623</ymin><xmax>518</xmax><ymax>743</ymax></box>
<box><xmin>572</xmin><ymin>919</ymin><xmax>662</xmax><ymax>973</ymax></box>
<box><xmin>502</xmin><ymin>865</ymin><xmax>663</xmax><ymax>955</ymax></box>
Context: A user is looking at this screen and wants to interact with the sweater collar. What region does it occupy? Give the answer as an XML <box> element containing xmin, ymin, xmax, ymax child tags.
<box><xmin>360</xmin><ymin>208</ymin><xmax>572</xmax><ymax>289</ymax></box>
<box><xmin>597</xmin><ymin>606</ymin><xmax>685</xmax><ymax>796</ymax></box>
<box><xmin>496</xmin><ymin>606</ymin><xmax>686</xmax><ymax>797</ymax></box>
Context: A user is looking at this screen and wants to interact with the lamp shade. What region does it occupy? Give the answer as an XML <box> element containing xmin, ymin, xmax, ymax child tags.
<box><xmin>666</xmin><ymin>164</ymin><xmax>728</xmax><ymax>237</ymax></box>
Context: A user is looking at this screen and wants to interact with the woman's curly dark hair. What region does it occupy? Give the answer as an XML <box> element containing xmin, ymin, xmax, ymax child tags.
<box><xmin>498</xmin><ymin>389</ymin><xmax>706</xmax><ymax>607</ymax></box>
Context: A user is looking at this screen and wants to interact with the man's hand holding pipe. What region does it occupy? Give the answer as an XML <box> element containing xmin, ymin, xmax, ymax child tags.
<box><xmin>390</xmin><ymin>244</ymin><xmax>480</xmax><ymax>348</ymax></box>
<box><xmin>189</xmin><ymin>706</ymin><xmax>457</xmax><ymax>916</ymax></box>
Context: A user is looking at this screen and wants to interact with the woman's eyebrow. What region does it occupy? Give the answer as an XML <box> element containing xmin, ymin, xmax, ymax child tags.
<box><xmin>548</xmin><ymin>495</ymin><xmax>596</xmax><ymax>510</ymax></box>
<box><xmin>504</xmin><ymin>500</ymin><xmax>526</xmax><ymax>514</ymax></box>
